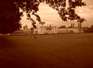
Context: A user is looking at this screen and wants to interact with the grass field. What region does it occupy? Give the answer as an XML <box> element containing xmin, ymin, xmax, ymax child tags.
<box><xmin>0</xmin><ymin>33</ymin><xmax>93</xmax><ymax>68</ymax></box>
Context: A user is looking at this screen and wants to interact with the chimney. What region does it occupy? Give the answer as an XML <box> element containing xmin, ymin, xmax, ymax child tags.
<box><xmin>71</xmin><ymin>23</ymin><xmax>72</xmax><ymax>28</ymax></box>
<box><xmin>78</xmin><ymin>23</ymin><xmax>82</xmax><ymax>28</ymax></box>
<box><xmin>71</xmin><ymin>23</ymin><xmax>74</xmax><ymax>28</ymax></box>
<box><xmin>78</xmin><ymin>23</ymin><xmax>79</xmax><ymax>28</ymax></box>
<box><xmin>72</xmin><ymin>23</ymin><xmax>74</xmax><ymax>28</ymax></box>
<box><xmin>80</xmin><ymin>23</ymin><xmax>82</xmax><ymax>28</ymax></box>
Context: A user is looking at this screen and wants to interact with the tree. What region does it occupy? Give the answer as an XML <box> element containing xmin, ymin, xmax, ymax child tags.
<box><xmin>0</xmin><ymin>0</ymin><xmax>86</xmax><ymax>34</ymax></box>
<box><xmin>83</xmin><ymin>25</ymin><xmax>93</xmax><ymax>33</ymax></box>
<box><xmin>58</xmin><ymin>25</ymin><xmax>66</xmax><ymax>28</ymax></box>
<box><xmin>0</xmin><ymin>0</ymin><xmax>22</xmax><ymax>34</ymax></box>
<box><xmin>89</xmin><ymin>25</ymin><xmax>93</xmax><ymax>33</ymax></box>
<box><xmin>83</xmin><ymin>27</ymin><xmax>90</xmax><ymax>33</ymax></box>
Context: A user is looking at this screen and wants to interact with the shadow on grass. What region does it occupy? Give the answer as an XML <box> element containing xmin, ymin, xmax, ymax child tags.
<box><xmin>0</xmin><ymin>35</ymin><xmax>93</xmax><ymax>68</ymax></box>
<box><xmin>0</xmin><ymin>36</ymin><xmax>16</xmax><ymax>49</ymax></box>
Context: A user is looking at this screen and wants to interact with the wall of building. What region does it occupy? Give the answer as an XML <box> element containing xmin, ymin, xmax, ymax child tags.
<box><xmin>57</xmin><ymin>28</ymin><xmax>84</xmax><ymax>33</ymax></box>
<box><xmin>36</xmin><ymin>26</ymin><xmax>57</xmax><ymax>34</ymax></box>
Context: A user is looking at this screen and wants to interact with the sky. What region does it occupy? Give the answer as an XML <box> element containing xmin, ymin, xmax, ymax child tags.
<box><xmin>21</xmin><ymin>0</ymin><xmax>93</xmax><ymax>28</ymax></box>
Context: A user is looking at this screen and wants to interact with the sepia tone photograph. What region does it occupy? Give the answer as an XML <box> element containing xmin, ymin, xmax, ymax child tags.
<box><xmin>0</xmin><ymin>0</ymin><xmax>93</xmax><ymax>68</ymax></box>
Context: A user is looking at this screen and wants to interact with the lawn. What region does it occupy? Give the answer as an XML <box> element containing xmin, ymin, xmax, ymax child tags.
<box><xmin>0</xmin><ymin>33</ymin><xmax>93</xmax><ymax>68</ymax></box>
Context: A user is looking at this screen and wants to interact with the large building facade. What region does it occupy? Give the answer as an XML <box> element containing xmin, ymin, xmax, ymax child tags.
<box><xmin>22</xmin><ymin>23</ymin><xmax>84</xmax><ymax>34</ymax></box>
<box><xmin>34</xmin><ymin>25</ymin><xmax>57</xmax><ymax>34</ymax></box>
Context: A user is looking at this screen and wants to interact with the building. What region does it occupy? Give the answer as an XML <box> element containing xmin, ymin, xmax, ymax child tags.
<box><xmin>22</xmin><ymin>23</ymin><xmax>84</xmax><ymax>34</ymax></box>
<box><xmin>23</xmin><ymin>25</ymin><xmax>28</xmax><ymax>30</ymax></box>
<box><xmin>57</xmin><ymin>27</ymin><xmax>83</xmax><ymax>33</ymax></box>
<box><xmin>57</xmin><ymin>28</ymin><xmax>68</xmax><ymax>33</ymax></box>
<box><xmin>33</xmin><ymin>25</ymin><xmax>57</xmax><ymax>34</ymax></box>
<box><xmin>22</xmin><ymin>25</ymin><xmax>31</xmax><ymax>34</ymax></box>
<box><xmin>57</xmin><ymin>23</ymin><xmax>84</xmax><ymax>33</ymax></box>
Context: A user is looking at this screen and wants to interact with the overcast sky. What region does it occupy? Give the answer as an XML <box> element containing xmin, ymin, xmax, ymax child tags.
<box><xmin>21</xmin><ymin>0</ymin><xmax>93</xmax><ymax>28</ymax></box>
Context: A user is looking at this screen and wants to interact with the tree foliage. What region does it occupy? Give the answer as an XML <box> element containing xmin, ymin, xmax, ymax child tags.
<box><xmin>58</xmin><ymin>25</ymin><xmax>66</xmax><ymax>28</ymax></box>
<box><xmin>83</xmin><ymin>25</ymin><xmax>93</xmax><ymax>33</ymax></box>
<box><xmin>0</xmin><ymin>0</ymin><xmax>22</xmax><ymax>34</ymax></box>
<box><xmin>0</xmin><ymin>0</ymin><xmax>86</xmax><ymax>34</ymax></box>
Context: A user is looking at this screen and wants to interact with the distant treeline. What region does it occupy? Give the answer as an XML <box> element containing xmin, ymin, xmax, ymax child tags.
<box><xmin>83</xmin><ymin>25</ymin><xmax>93</xmax><ymax>33</ymax></box>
